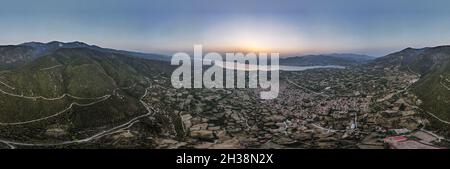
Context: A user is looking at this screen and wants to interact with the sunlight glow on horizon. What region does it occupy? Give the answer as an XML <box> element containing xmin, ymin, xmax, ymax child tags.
<box><xmin>2</xmin><ymin>0</ymin><xmax>450</xmax><ymax>57</ymax></box>
<box><xmin>201</xmin><ymin>18</ymin><xmax>305</xmax><ymax>55</ymax></box>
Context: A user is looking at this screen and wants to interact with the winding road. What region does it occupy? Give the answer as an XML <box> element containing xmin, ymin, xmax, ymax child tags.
<box><xmin>39</xmin><ymin>65</ymin><xmax>63</xmax><ymax>71</ymax></box>
<box><xmin>0</xmin><ymin>80</ymin><xmax>15</xmax><ymax>90</ymax></box>
<box><xmin>0</xmin><ymin>84</ymin><xmax>109</xmax><ymax>101</ymax></box>
<box><xmin>403</xmin><ymin>69</ymin><xmax>450</xmax><ymax>125</ymax></box>
<box><xmin>0</xmin><ymin>95</ymin><xmax>111</xmax><ymax>125</ymax></box>
<box><xmin>0</xmin><ymin>78</ymin><xmax>157</xmax><ymax>149</ymax></box>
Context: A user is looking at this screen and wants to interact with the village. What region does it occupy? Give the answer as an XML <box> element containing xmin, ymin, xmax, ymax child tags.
<box><xmin>109</xmin><ymin>66</ymin><xmax>448</xmax><ymax>149</ymax></box>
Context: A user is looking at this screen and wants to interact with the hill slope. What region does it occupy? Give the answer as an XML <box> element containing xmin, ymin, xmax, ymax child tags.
<box><xmin>0</xmin><ymin>46</ymin><xmax>36</xmax><ymax>69</ymax></box>
<box><xmin>371</xmin><ymin>46</ymin><xmax>450</xmax><ymax>124</ymax></box>
<box><xmin>0</xmin><ymin>47</ymin><xmax>173</xmax><ymax>142</ymax></box>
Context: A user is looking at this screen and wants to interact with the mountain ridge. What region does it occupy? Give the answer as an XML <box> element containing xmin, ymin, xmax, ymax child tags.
<box><xmin>280</xmin><ymin>53</ymin><xmax>375</xmax><ymax>66</ymax></box>
<box><xmin>0</xmin><ymin>41</ymin><xmax>170</xmax><ymax>70</ymax></box>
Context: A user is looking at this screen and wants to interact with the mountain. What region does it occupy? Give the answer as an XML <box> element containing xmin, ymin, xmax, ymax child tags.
<box><xmin>0</xmin><ymin>41</ymin><xmax>170</xmax><ymax>70</ymax></box>
<box><xmin>371</xmin><ymin>46</ymin><xmax>450</xmax><ymax>125</ymax></box>
<box><xmin>370</xmin><ymin>47</ymin><xmax>429</xmax><ymax>72</ymax></box>
<box><xmin>0</xmin><ymin>46</ymin><xmax>173</xmax><ymax>142</ymax></box>
<box><xmin>0</xmin><ymin>45</ymin><xmax>36</xmax><ymax>70</ymax></box>
<box><xmin>280</xmin><ymin>53</ymin><xmax>375</xmax><ymax>66</ymax></box>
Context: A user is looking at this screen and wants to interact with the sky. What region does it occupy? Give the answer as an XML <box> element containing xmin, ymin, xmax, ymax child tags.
<box><xmin>1</xmin><ymin>0</ymin><xmax>450</xmax><ymax>56</ymax></box>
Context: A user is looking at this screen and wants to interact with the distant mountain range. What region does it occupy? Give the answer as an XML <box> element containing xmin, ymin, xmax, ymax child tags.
<box><xmin>280</xmin><ymin>53</ymin><xmax>376</xmax><ymax>66</ymax></box>
<box><xmin>0</xmin><ymin>41</ymin><xmax>170</xmax><ymax>70</ymax></box>
<box><xmin>0</xmin><ymin>42</ymin><xmax>379</xmax><ymax>69</ymax></box>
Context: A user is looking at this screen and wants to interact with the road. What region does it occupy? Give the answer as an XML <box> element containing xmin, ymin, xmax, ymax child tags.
<box><xmin>0</xmin><ymin>84</ymin><xmax>109</xmax><ymax>101</ymax></box>
<box><xmin>0</xmin><ymin>95</ymin><xmax>111</xmax><ymax>125</ymax></box>
<box><xmin>39</xmin><ymin>64</ymin><xmax>63</xmax><ymax>71</ymax></box>
<box><xmin>284</xmin><ymin>77</ymin><xmax>330</xmax><ymax>97</ymax></box>
<box><xmin>0</xmin><ymin>84</ymin><xmax>156</xmax><ymax>149</ymax></box>
<box><xmin>423</xmin><ymin>109</ymin><xmax>450</xmax><ymax>125</ymax></box>
<box><xmin>440</xmin><ymin>75</ymin><xmax>450</xmax><ymax>90</ymax></box>
<box><xmin>0</xmin><ymin>80</ymin><xmax>15</xmax><ymax>90</ymax></box>
<box><xmin>0</xmin><ymin>78</ymin><xmax>114</xmax><ymax>125</ymax></box>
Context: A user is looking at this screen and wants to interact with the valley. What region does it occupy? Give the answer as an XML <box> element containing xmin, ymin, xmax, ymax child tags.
<box><xmin>0</xmin><ymin>42</ymin><xmax>449</xmax><ymax>149</ymax></box>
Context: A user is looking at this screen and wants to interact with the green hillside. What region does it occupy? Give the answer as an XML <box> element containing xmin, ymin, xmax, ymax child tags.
<box><xmin>372</xmin><ymin>46</ymin><xmax>450</xmax><ymax>132</ymax></box>
<box><xmin>0</xmin><ymin>47</ymin><xmax>172</xmax><ymax>142</ymax></box>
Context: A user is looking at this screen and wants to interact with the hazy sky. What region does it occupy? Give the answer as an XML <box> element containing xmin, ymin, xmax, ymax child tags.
<box><xmin>1</xmin><ymin>0</ymin><xmax>450</xmax><ymax>56</ymax></box>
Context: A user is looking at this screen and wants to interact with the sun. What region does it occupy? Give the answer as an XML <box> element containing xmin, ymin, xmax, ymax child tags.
<box><xmin>204</xmin><ymin>18</ymin><xmax>304</xmax><ymax>54</ymax></box>
<box><xmin>238</xmin><ymin>38</ymin><xmax>271</xmax><ymax>53</ymax></box>
<box><xmin>229</xmin><ymin>30</ymin><xmax>277</xmax><ymax>53</ymax></box>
